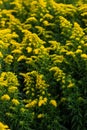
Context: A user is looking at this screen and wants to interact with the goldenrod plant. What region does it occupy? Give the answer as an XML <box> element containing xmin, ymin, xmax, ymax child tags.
<box><xmin>0</xmin><ymin>0</ymin><xmax>87</xmax><ymax>130</ymax></box>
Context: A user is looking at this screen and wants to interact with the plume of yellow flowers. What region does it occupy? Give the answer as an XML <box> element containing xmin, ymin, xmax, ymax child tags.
<box><xmin>0</xmin><ymin>122</ymin><xmax>10</xmax><ymax>130</ymax></box>
<box><xmin>12</xmin><ymin>99</ymin><xmax>20</xmax><ymax>106</ymax></box>
<box><xmin>50</xmin><ymin>99</ymin><xmax>57</xmax><ymax>107</ymax></box>
<box><xmin>1</xmin><ymin>94</ymin><xmax>10</xmax><ymax>101</ymax></box>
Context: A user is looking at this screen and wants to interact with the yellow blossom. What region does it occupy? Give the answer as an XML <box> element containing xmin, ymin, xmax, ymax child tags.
<box><xmin>25</xmin><ymin>17</ymin><xmax>38</xmax><ymax>24</ymax></box>
<box><xmin>38</xmin><ymin>100</ymin><xmax>44</xmax><ymax>107</ymax></box>
<box><xmin>66</xmin><ymin>51</ymin><xmax>75</xmax><ymax>56</ymax></box>
<box><xmin>37</xmin><ymin>114</ymin><xmax>44</xmax><ymax>118</ymax></box>
<box><xmin>25</xmin><ymin>90</ymin><xmax>29</xmax><ymax>95</ymax></box>
<box><xmin>80</xmin><ymin>40</ymin><xmax>85</xmax><ymax>44</ymax></box>
<box><xmin>12</xmin><ymin>99</ymin><xmax>20</xmax><ymax>105</ymax></box>
<box><xmin>43</xmin><ymin>97</ymin><xmax>47</xmax><ymax>103</ymax></box>
<box><xmin>26</xmin><ymin>47</ymin><xmax>32</xmax><ymax>53</ymax></box>
<box><xmin>0</xmin><ymin>1</ymin><xmax>2</xmax><ymax>4</ymax></box>
<box><xmin>38</xmin><ymin>98</ymin><xmax>47</xmax><ymax>107</ymax></box>
<box><xmin>12</xmin><ymin>49</ymin><xmax>22</xmax><ymax>54</ymax></box>
<box><xmin>20</xmin><ymin>108</ymin><xmax>25</xmax><ymax>113</ymax></box>
<box><xmin>0</xmin><ymin>122</ymin><xmax>10</xmax><ymax>130</ymax></box>
<box><xmin>50</xmin><ymin>99</ymin><xmax>57</xmax><ymax>107</ymax></box>
<box><xmin>44</xmin><ymin>13</ymin><xmax>53</xmax><ymax>20</ymax></box>
<box><xmin>25</xmin><ymin>100</ymin><xmax>37</xmax><ymax>108</ymax></box>
<box><xmin>67</xmin><ymin>83</ymin><xmax>74</xmax><ymax>88</ymax></box>
<box><xmin>17</xmin><ymin>55</ymin><xmax>26</xmax><ymax>62</ymax></box>
<box><xmin>33</xmin><ymin>49</ymin><xmax>39</xmax><ymax>54</ymax></box>
<box><xmin>43</xmin><ymin>20</ymin><xmax>49</xmax><ymax>26</ymax></box>
<box><xmin>39</xmin><ymin>96</ymin><xmax>43</xmax><ymax>100</ymax></box>
<box><xmin>4</xmin><ymin>55</ymin><xmax>13</xmax><ymax>64</ymax></box>
<box><xmin>1</xmin><ymin>94</ymin><xmax>10</xmax><ymax>101</ymax></box>
<box><xmin>61</xmin><ymin>97</ymin><xmax>67</xmax><ymax>102</ymax></box>
<box><xmin>8</xmin><ymin>86</ymin><xmax>18</xmax><ymax>93</ymax></box>
<box><xmin>75</xmin><ymin>49</ymin><xmax>82</xmax><ymax>54</ymax></box>
<box><xmin>26</xmin><ymin>58</ymin><xmax>33</xmax><ymax>64</ymax></box>
<box><xmin>0</xmin><ymin>52</ymin><xmax>3</xmax><ymax>58</ymax></box>
<box><xmin>81</xmin><ymin>54</ymin><xmax>87</xmax><ymax>59</ymax></box>
<box><xmin>39</xmin><ymin>0</ymin><xmax>46</xmax><ymax>7</ymax></box>
<box><xmin>76</xmin><ymin>37</ymin><xmax>80</xmax><ymax>41</ymax></box>
<box><xmin>42</xmin><ymin>91</ymin><xmax>45</xmax><ymax>95</ymax></box>
<box><xmin>84</xmin><ymin>43</ymin><xmax>87</xmax><ymax>47</ymax></box>
<box><xmin>31</xmin><ymin>93</ymin><xmax>34</xmax><ymax>96</ymax></box>
<box><xmin>78</xmin><ymin>45</ymin><xmax>81</xmax><ymax>49</ymax></box>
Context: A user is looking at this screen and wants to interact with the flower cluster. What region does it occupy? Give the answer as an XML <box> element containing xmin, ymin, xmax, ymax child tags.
<box><xmin>0</xmin><ymin>0</ymin><xmax>87</xmax><ymax>130</ymax></box>
<box><xmin>0</xmin><ymin>122</ymin><xmax>10</xmax><ymax>130</ymax></box>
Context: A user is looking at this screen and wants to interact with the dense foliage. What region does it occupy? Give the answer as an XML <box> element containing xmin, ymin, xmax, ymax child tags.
<box><xmin>0</xmin><ymin>0</ymin><xmax>87</xmax><ymax>130</ymax></box>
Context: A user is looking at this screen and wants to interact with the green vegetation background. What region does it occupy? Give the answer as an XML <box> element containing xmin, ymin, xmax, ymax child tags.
<box><xmin>0</xmin><ymin>0</ymin><xmax>87</xmax><ymax>130</ymax></box>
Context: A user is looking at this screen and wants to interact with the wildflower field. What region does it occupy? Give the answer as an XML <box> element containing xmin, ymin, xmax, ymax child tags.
<box><xmin>0</xmin><ymin>0</ymin><xmax>87</xmax><ymax>129</ymax></box>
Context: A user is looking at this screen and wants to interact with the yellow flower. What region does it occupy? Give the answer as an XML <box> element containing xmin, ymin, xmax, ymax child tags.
<box><xmin>1</xmin><ymin>94</ymin><xmax>10</xmax><ymax>101</ymax></box>
<box><xmin>0</xmin><ymin>1</ymin><xmax>2</xmax><ymax>4</ymax></box>
<box><xmin>31</xmin><ymin>93</ymin><xmax>34</xmax><ymax>96</ymax></box>
<box><xmin>26</xmin><ymin>47</ymin><xmax>32</xmax><ymax>53</ymax></box>
<box><xmin>43</xmin><ymin>97</ymin><xmax>47</xmax><ymax>103</ymax></box>
<box><xmin>26</xmin><ymin>58</ymin><xmax>33</xmax><ymax>64</ymax></box>
<box><xmin>44</xmin><ymin>13</ymin><xmax>53</xmax><ymax>20</ymax></box>
<box><xmin>76</xmin><ymin>37</ymin><xmax>80</xmax><ymax>41</ymax></box>
<box><xmin>59</xmin><ymin>16</ymin><xmax>72</xmax><ymax>28</ymax></box>
<box><xmin>20</xmin><ymin>108</ymin><xmax>25</xmax><ymax>113</ymax></box>
<box><xmin>8</xmin><ymin>86</ymin><xmax>18</xmax><ymax>93</ymax></box>
<box><xmin>75</xmin><ymin>49</ymin><xmax>82</xmax><ymax>54</ymax></box>
<box><xmin>39</xmin><ymin>0</ymin><xmax>46</xmax><ymax>7</ymax></box>
<box><xmin>50</xmin><ymin>99</ymin><xmax>57</xmax><ymax>107</ymax></box>
<box><xmin>25</xmin><ymin>17</ymin><xmax>38</xmax><ymax>24</ymax></box>
<box><xmin>78</xmin><ymin>45</ymin><xmax>81</xmax><ymax>49</ymax></box>
<box><xmin>0</xmin><ymin>122</ymin><xmax>10</xmax><ymax>130</ymax></box>
<box><xmin>33</xmin><ymin>49</ymin><xmax>39</xmax><ymax>54</ymax></box>
<box><xmin>37</xmin><ymin>114</ymin><xmax>44</xmax><ymax>118</ymax></box>
<box><xmin>81</xmin><ymin>54</ymin><xmax>87</xmax><ymax>59</ymax></box>
<box><xmin>67</xmin><ymin>83</ymin><xmax>75</xmax><ymax>88</ymax></box>
<box><xmin>38</xmin><ymin>98</ymin><xmax>47</xmax><ymax>107</ymax></box>
<box><xmin>17</xmin><ymin>55</ymin><xmax>26</xmax><ymax>62</ymax></box>
<box><xmin>43</xmin><ymin>20</ymin><xmax>49</xmax><ymax>26</ymax></box>
<box><xmin>80</xmin><ymin>40</ymin><xmax>85</xmax><ymax>44</ymax></box>
<box><xmin>84</xmin><ymin>44</ymin><xmax>87</xmax><ymax>47</ymax></box>
<box><xmin>61</xmin><ymin>97</ymin><xmax>66</xmax><ymax>102</ymax></box>
<box><xmin>12</xmin><ymin>49</ymin><xmax>22</xmax><ymax>54</ymax></box>
<box><xmin>12</xmin><ymin>99</ymin><xmax>20</xmax><ymax>105</ymax></box>
<box><xmin>4</xmin><ymin>55</ymin><xmax>13</xmax><ymax>64</ymax></box>
<box><xmin>66</xmin><ymin>51</ymin><xmax>75</xmax><ymax>56</ymax></box>
<box><xmin>0</xmin><ymin>52</ymin><xmax>3</xmax><ymax>58</ymax></box>
<box><xmin>38</xmin><ymin>96</ymin><xmax>47</xmax><ymax>107</ymax></box>
<box><xmin>38</xmin><ymin>100</ymin><xmax>43</xmax><ymax>107</ymax></box>
<box><xmin>42</xmin><ymin>91</ymin><xmax>45</xmax><ymax>95</ymax></box>
<box><xmin>25</xmin><ymin>100</ymin><xmax>37</xmax><ymax>108</ymax></box>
